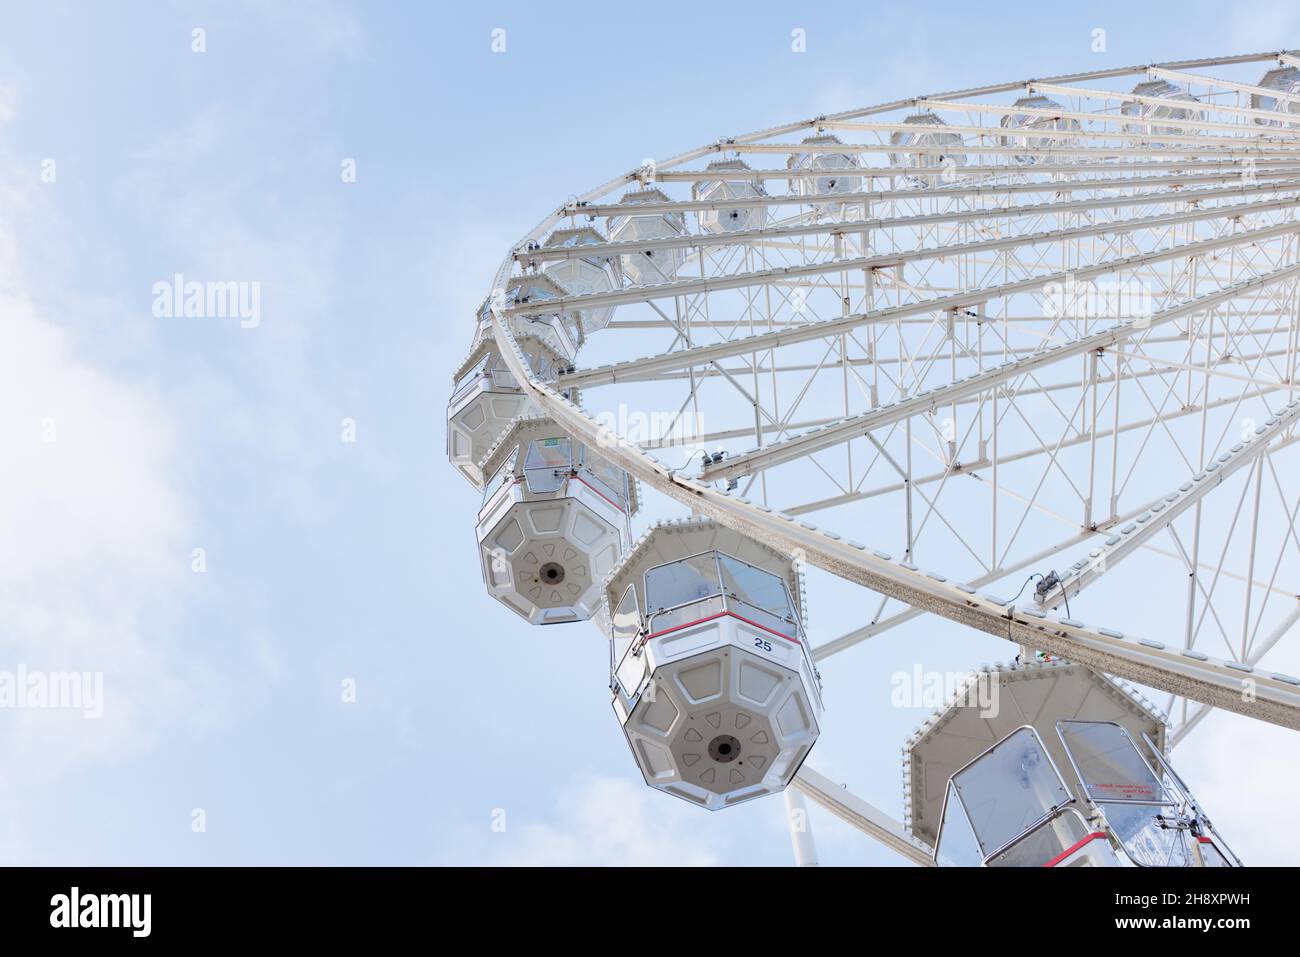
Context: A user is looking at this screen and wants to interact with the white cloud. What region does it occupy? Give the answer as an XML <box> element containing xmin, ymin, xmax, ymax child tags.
<box><xmin>0</xmin><ymin>101</ymin><xmax>202</xmax><ymax>861</ymax></box>
<box><xmin>482</xmin><ymin>775</ymin><xmax>725</xmax><ymax>866</ymax></box>
<box><xmin>0</xmin><ymin>292</ymin><xmax>199</xmax><ymax>855</ymax></box>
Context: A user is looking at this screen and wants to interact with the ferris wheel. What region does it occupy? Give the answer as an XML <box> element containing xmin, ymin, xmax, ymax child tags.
<box><xmin>448</xmin><ymin>51</ymin><xmax>1300</xmax><ymax>866</ymax></box>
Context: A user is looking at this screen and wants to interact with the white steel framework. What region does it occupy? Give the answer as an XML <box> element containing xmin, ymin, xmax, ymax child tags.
<box><xmin>455</xmin><ymin>51</ymin><xmax>1300</xmax><ymax>863</ymax></box>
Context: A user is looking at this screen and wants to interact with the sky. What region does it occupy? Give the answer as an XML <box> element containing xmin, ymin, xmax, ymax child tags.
<box><xmin>1</xmin><ymin>0</ymin><xmax>1299</xmax><ymax>866</ymax></box>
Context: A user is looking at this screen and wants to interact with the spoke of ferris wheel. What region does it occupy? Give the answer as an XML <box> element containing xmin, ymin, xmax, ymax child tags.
<box><xmin>1032</xmin><ymin>399</ymin><xmax>1300</xmax><ymax>610</ymax></box>
<box><xmin>815</xmin><ymin>119</ymin><xmax>1300</xmax><ymax>147</ymax></box>
<box><xmin>606</xmin><ymin>338</ymin><xmax>1293</xmax><ymax>384</ymax></box>
<box><xmin>809</xmin><ymin>426</ymin><xmax>1300</xmax><ymax>667</ymax></box>
<box><xmin>522</xmin><ymin>179</ymin><xmax>1300</xmax><ymax>268</ymax></box>
<box><xmin>790</xmin><ymin>766</ymin><xmax>933</xmax><ymax>866</ymax></box>
<box><xmin>1171</xmin><ymin>603</ymin><xmax>1300</xmax><ymax>747</ymax></box>
<box><xmin>696</xmin><ymin>139</ymin><xmax>1300</xmax><ymax>157</ymax></box>
<box><xmin>657</xmin><ymin>153</ymin><xmax>1300</xmax><ymax>185</ymax></box>
<box><xmin>1024</xmin><ymin>81</ymin><xmax>1300</xmax><ymax>127</ymax></box>
<box><xmin>522</xmin><ymin>192</ymin><xmax>1300</xmax><ymax>319</ymax></box>
<box><xmin>556</xmin><ymin>218</ymin><xmax>1300</xmax><ymax>390</ymax></box>
<box><xmin>635</xmin><ymin>356</ymin><xmax>1291</xmax><ymax>452</ymax></box>
<box><xmin>696</xmin><ymin>262</ymin><xmax>1300</xmax><ymax>483</ymax></box>
<box><xmin>494</xmin><ymin>304</ymin><xmax>1300</xmax><ymax>726</ymax></box>
<box><xmin>561</xmin><ymin>167</ymin><xmax>1300</xmax><ymax>221</ymax></box>
<box><xmin>1146</xmin><ymin>65</ymin><xmax>1300</xmax><ymax>105</ymax></box>
<box><xmin>517</xmin><ymin>196</ymin><xmax>1300</xmax><ymax>327</ymax></box>
<box><xmin>782</xmin><ymin>384</ymin><xmax>1292</xmax><ymax>517</ymax></box>
<box><xmin>1165</xmin><ymin>461</ymin><xmax>1300</xmax><ymax>742</ymax></box>
<box><xmin>730</xmin><ymin>141</ymin><xmax>1300</xmax><ymax>157</ymax></box>
<box><xmin>903</xmin><ymin>98</ymin><xmax>1300</xmax><ymax>139</ymax></box>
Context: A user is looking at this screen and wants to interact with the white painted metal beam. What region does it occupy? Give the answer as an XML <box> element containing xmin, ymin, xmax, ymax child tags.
<box><xmin>490</xmin><ymin>306</ymin><xmax>1300</xmax><ymax>730</ymax></box>
<box><xmin>1170</xmin><ymin>601</ymin><xmax>1300</xmax><ymax>747</ymax></box>
<box><xmin>519</xmin><ymin>179</ymin><xmax>1300</xmax><ymax>268</ymax></box>
<box><xmin>1036</xmin><ymin>398</ymin><xmax>1300</xmax><ymax>608</ymax></box>
<box><xmin>914</xmin><ymin>95</ymin><xmax>1300</xmax><ymax>140</ymax></box>
<box><xmin>561</xmin><ymin>162</ymin><xmax>1300</xmax><ymax>218</ymax></box>
<box><xmin>1147</xmin><ymin>65</ymin><xmax>1300</xmax><ymax>105</ymax></box>
<box><xmin>791</xmin><ymin>766</ymin><xmax>933</xmax><ymax>866</ymax></box>
<box><xmin>517</xmin><ymin>191</ymin><xmax>1300</xmax><ymax>320</ymax></box>
<box><xmin>554</xmin><ymin>219</ymin><xmax>1300</xmax><ymax>389</ymax></box>
<box><xmin>782</xmin><ymin>788</ymin><xmax>820</xmax><ymax>866</ymax></box>
<box><xmin>1028</xmin><ymin>81</ymin><xmax>1300</xmax><ymax>127</ymax></box>
<box><xmin>699</xmin><ymin>263</ymin><xmax>1300</xmax><ymax>482</ymax></box>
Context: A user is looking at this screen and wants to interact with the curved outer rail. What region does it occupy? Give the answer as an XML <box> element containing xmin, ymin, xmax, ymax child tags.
<box><xmin>488</xmin><ymin>308</ymin><xmax>1300</xmax><ymax>730</ymax></box>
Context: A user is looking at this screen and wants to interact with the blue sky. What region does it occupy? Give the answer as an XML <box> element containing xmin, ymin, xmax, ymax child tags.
<box><xmin>1</xmin><ymin>1</ymin><xmax>1299</xmax><ymax>866</ymax></box>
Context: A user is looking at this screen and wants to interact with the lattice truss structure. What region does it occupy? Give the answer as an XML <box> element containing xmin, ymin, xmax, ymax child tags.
<box><xmin>459</xmin><ymin>52</ymin><xmax>1300</xmax><ymax>855</ymax></box>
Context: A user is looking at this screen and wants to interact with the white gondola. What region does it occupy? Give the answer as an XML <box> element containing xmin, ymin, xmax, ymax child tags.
<box><xmin>604</xmin><ymin>519</ymin><xmax>822</xmax><ymax>810</ymax></box>
<box><xmin>475</xmin><ymin>416</ymin><xmax>635</xmax><ymax>625</ymax></box>
<box><xmin>447</xmin><ymin>284</ymin><xmax>578</xmax><ymax>489</ymax></box>
<box><xmin>998</xmin><ymin>95</ymin><xmax>1081</xmax><ymax>164</ymax></box>
<box><xmin>907</xmin><ymin>659</ymin><xmax>1240</xmax><ymax>867</ymax></box>
<box><xmin>1251</xmin><ymin>66</ymin><xmax>1300</xmax><ymax>126</ymax></box>
<box><xmin>1121</xmin><ymin>79</ymin><xmax>1205</xmax><ymax>144</ymax></box>
<box><xmin>447</xmin><ymin>337</ymin><xmax>561</xmax><ymax>489</ymax></box>
<box><xmin>541</xmin><ymin>226</ymin><xmax>621</xmax><ymax>346</ymax></box>
<box><xmin>475</xmin><ymin>274</ymin><xmax>581</xmax><ymax>365</ymax></box>
<box><xmin>888</xmin><ymin>114</ymin><xmax>967</xmax><ymax>186</ymax></box>
<box><xmin>786</xmin><ymin>133</ymin><xmax>862</xmax><ymax>212</ymax></box>
<box><xmin>606</xmin><ymin>188</ymin><xmax>686</xmax><ymax>285</ymax></box>
<box><xmin>693</xmin><ymin>159</ymin><xmax>767</xmax><ymax>234</ymax></box>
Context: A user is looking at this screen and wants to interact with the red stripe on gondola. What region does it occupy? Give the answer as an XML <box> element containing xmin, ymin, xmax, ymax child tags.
<box><xmin>574</xmin><ymin>475</ymin><xmax>625</xmax><ymax>513</ymax></box>
<box><xmin>1044</xmin><ymin>832</ymin><xmax>1109</xmax><ymax>867</ymax></box>
<box><xmin>647</xmin><ymin>610</ymin><xmax>800</xmax><ymax>643</ymax></box>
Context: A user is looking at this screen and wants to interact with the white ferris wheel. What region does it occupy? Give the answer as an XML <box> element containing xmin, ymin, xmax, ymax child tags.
<box><xmin>448</xmin><ymin>51</ymin><xmax>1300</xmax><ymax>867</ymax></box>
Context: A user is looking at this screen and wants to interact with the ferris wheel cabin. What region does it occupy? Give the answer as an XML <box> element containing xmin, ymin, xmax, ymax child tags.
<box><xmin>540</xmin><ymin>226</ymin><xmax>621</xmax><ymax>346</ymax></box>
<box><xmin>888</xmin><ymin>114</ymin><xmax>967</xmax><ymax>185</ymax></box>
<box><xmin>606</xmin><ymin>188</ymin><xmax>687</xmax><ymax>285</ymax></box>
<box><xmin>786</xmin><ymin>133</ymin><xmax>862</xmax><ymax>212</ymax></box>
<box><xmin>692</xmin><ymin>159</ymin><xmax>768</xmax><ymax>234</ymax></box>
<box><xmin>604</xmin><ymin>519</ymin><xmax>823</xmax><ymax>810</ymax></box>
<box><xmin>1252</xmin><ymin>66</ymin><xmax>1300</xmax><ymax>125</ymax></box>
<box><xmin>1120</xmin><ymin>79</ymin><xmax>1205</xmax><ymax>144</ymax></box>
<box><xmin>907</xmin><ymin>660</ymin><xmax>1239</xmax><ymax>867</ymax></box>
<box><xmin>475</xmin><ymin>415</ymin><xmax>635</xmax><ymax>625</ymax></box>
<box><xmin>998</xmin><ymin>95</ymin><xmax>1080</xmax><ymax>164</ymax></box>
<box><xmin>446</xmin><ymin>287</ymin><xmax>577</xmax><ymax>490</ymax></box>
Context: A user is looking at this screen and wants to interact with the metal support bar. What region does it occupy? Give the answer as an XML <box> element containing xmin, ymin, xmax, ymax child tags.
<box><xmin>556</xmin><ymin>220</ymin><xmax>1300</xmax><ymax>389</ymax></box>
<box><xmin>491</xmin><ymin>307</ymin><xmax>1300</xmax><ymax>730</ymax></box>
<box><xmin>1170</xmin><ymin>601</ymin><xmax>1300</xmax><ymax>747</ymax></box>
<box><xmin>782</xmin><ymin>788</ymin><xmax>820</xmax><ymax>867</ymax></box>
<box><xmin>1037</xmin><ymin>395</ymin><xmax>1300</xmax><ymax>608</ymax></box>
<box><xmin>792</xmin><ymin>766</ymin><xmax>932</xmax><ymax>866</ymax></box>
<box><xmin>702</xmin><ymin>263</ymin><xmax>1300</xmax><ymax>482</ymax></box>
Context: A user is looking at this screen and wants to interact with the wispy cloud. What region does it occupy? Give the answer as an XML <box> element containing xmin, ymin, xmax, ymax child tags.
<box><xmin>459</xmin><ymin>775</ymin><xmax>725</xmax><ymax>866</ymax></box>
